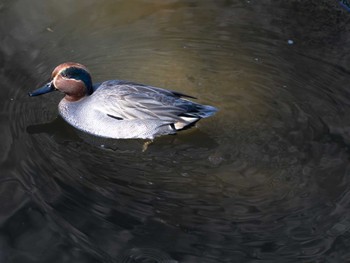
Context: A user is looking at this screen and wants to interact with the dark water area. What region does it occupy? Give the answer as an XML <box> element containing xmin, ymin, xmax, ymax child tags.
<box><xmin>1</xmin><ymin>0</ymin><xmax>350</xmax><ymax>262</ymax></box>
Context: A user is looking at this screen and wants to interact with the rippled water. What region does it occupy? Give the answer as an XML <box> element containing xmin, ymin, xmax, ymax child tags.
<box><xmin>1</xmin><ymin>0</ymin><xmax>350</xmax><ymax>262</ymax></box>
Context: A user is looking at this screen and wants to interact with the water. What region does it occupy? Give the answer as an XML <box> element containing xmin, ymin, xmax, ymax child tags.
<box><xmin>1</xmin><ymin>0</ymin><xmax>350</xmax><ymax>262</ymax></box>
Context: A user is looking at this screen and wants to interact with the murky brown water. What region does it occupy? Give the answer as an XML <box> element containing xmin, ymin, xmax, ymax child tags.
<box><xmin>1</xmin><ymin>0</ymin><xmax>350</xmax><ymax>262</ymax></box>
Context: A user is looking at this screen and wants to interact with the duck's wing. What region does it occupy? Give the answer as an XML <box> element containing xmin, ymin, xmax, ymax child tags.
<box><xmin>94</xmin><ymin>81</ymin><xmax>217</xmax><ymax>130</ymax></box>
<box><xmin>95</xmin><ymin>80</ymin><xmax>197</xmax><ymax>98</ymax></box>
<box><xmin>94</xmin><ymin>82</ymin><xmax>191</xmax><ymax>122</ymax></box>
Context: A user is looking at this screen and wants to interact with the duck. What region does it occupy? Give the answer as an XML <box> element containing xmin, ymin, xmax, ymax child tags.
<box><xmin>29</xmin><ymin>62</ymin><xmax>217</xmax><ymax>139</ymax></box>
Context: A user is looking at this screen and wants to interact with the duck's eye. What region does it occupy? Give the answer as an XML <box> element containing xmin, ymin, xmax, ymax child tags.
<box><xmin>61</xmin><ymin>67</ymin><xmax>93</xmax><ymax>94</ymax></box>
<box><xmin>61</xmin><ymin>67</ymin><xmax>88</xmax><ymax>80</ymax></box>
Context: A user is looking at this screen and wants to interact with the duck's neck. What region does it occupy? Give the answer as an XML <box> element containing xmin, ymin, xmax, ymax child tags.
<box><xmin>64</xmin><ymin>94</ymin><xmax>87</xmax><ymax>102</ymax></box>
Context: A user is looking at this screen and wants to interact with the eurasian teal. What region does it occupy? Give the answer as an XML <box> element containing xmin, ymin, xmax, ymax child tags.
<box><xmin>29</xmin><ymin>62</ymin><xmax>217</xmax><ymax>139</ymax></box>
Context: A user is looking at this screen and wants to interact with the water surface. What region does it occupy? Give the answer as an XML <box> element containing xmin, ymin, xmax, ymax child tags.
<box><xmin>1</xmin><ymin>0</ymin><xmax>350</xmax><ymax>262</ymax></box>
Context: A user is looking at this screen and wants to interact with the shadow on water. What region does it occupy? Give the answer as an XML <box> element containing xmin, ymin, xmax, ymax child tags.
<box><xmin>2</xmin><ymin>0</ymin><xmax>350</xmax><ymax>262</ymax></box>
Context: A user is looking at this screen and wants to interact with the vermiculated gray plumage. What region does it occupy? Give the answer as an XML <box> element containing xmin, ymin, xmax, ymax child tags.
<box><xmin>59</xmin><ymin>80</ymin><xmax>217</xmax><ymax>139</ymax></box>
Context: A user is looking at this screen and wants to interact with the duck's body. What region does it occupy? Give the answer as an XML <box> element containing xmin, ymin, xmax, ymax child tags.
<box><xmin>29</xmin><ymin>63</ymin><xmax>217</xmax><ymax>139</ymax></box>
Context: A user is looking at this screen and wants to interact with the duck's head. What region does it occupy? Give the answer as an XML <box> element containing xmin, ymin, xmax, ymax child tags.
<box><xmin>29</xmin><ymin>62</ymin><xmax>93</xmax><ymax>101</ymax></box>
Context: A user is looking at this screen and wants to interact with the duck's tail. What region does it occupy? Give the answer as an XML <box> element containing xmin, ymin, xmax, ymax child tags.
<box><xmin>174</xmin><ymin>104</ymin><xmax>218</xmax><ymax>130</ymax></box>
<box><xmin>196</xmin><ymin>104</ymin><xmax>218</xmax><ymax>118</ymax></box>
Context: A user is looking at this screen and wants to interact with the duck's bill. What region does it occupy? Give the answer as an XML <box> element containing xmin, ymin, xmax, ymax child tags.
<box><xmin>28</xmin><ymin>82</ymin><xmax>55</xmax><ymax>97</ymax></box>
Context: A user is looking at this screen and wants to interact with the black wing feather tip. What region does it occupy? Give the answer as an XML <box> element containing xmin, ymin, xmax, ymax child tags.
<box><xmin>171</xmin><ymin>91</ymin><xmax>197</xmax><ymax>99</ymax></box>
<box><xmin>107</xmin><ymin>114</ymin><xmax>123</xmax><ymax>120</ymax></box>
